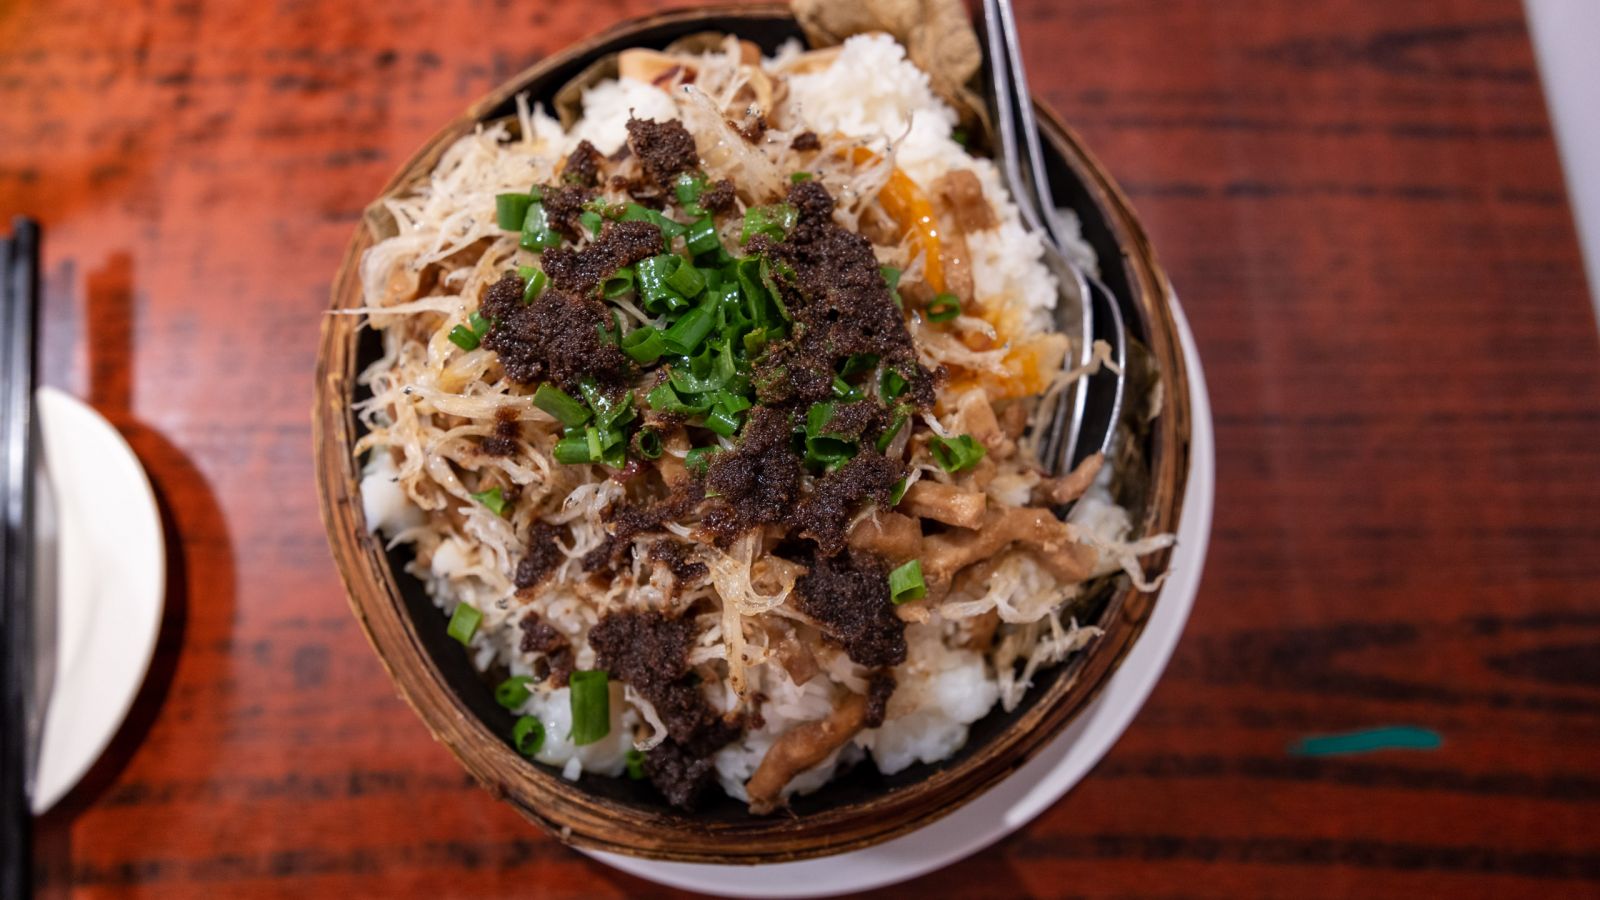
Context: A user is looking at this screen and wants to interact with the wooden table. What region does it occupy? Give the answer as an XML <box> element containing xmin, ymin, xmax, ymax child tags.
<box><xmin>5</xmin><ymin>0</ymin><xmax>1598</xmax><ymax>895</ymax></box>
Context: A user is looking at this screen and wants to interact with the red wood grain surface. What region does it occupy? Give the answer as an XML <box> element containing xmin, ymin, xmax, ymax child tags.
<box><xmin>4</xmin><ymin>0</ymin><xmax>1599</xmax><ymax>896</ymax></box>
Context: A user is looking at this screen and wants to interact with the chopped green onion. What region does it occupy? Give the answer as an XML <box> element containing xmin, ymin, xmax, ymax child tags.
<box><xmin>578</xmin><ymin>381</ymin><xmax>635</xmax><ymax>429</ymax></box>
<box><xmin>633</xmin><ymin>428</ymin><xmax>663</xmax><ymax>460</ymax></box>
<box><xmin>685</xmin><ymin>446</ymin><xmax>721</xmax><ymax>475</ymax></box>
<box><xmin>740</xmin><ymin>203</ymin><xmax>798</xmax><ymax>244</ymax></box>
<box><xmin>715</xmin><ymin>391</ymin><xmax>752</xmax><ymax>414</ymax></box>
<box><xmin>595</xmin><ymin>311</ymin><xmax>621</xmax><ymax>347</ymax></box>
<box><xmin>759</xmin><ymin>257</ymin><xmax>792</xmax><ymax>320</ymax></box>
<box><xmin>668</xmin><ymin>340</ymin><xmax>736</xmax><ymax>394</ymax></box>
<box><xmin>832</xmin><ymin>375</ymin><xmax>863</xmax><ymax>401</ymax></box>
<box><xmin>468</xmin><ymin>311</ymin><xmax>490</xmax><ymax>337</ymax></box>
<box><xmin>625</xmin><ymin>748</ymin><xmax>646</xmax><ymax>780</ymax></box>
<box><xmin>512</xmin><ymin>715</ymin><xmax>545</xmax><ymax>756</ymax></box>
<box><xmin>533</xmin><ymin>384</ymin><xmax>591</xmax><ymax>427</ymax></box>
<box><xmin>635</xmin><ymin>254</ymin><xmax>691</xmax><ymax>314</ymax></box>
<box><xmin>661</xmin><ymin>307</ymin><xmax>714</xmax><ymax>356</ymax></box>
<box><xmin>621</xmin><ymin>327</ymin><xmax>665</xmax><ymax>364</ymax></box>
<box><xmin>621</xmin><ymin>203</ymin><xmax>687</xmax><ymax>239</ymax></box>
<box><xmin>580</xmin><ymin>209</ymin><xmax>605</xmax><ymax>238</ymax></box>
<box><xmin>790</xmin><ymin>171</ymin><xmax>812</xmax><ymax>183</ymax></box>
<box><xmin>803</xmin><ymin>401</ymin><xmax>857</xmax><ymax>468</ymax></box>
<box><xmin>527</xmin><ymin>185</ymin><xmax>544</xmax><ymax>203</ymax></box>
<box><xmin>951</xmin><ymin>127</ymin><xmax>969</xmax><ymax>147</ymax></box>
<box><xmin>519</xmin><ymin>202</ymin><xmax>563</xmax><ymax>251</ymax></box>
<box><xmin>522</xmin><ymin>269</ymin><xmax>549</xmax><ymax>303</ymax></box>
<box><xmin>806</xmin><ymin>401</ymin><xmax>837</xmax><ymax>436</ymax></box>
<box><xmin>674</xmin><ymin>171</ymin><xmax>707</xmax><ymax>207</ymax></box>
<box><xmin>496</xmin><ymin>193</ymin><xmax>533</xmax><ymax>230</ymax></box>
<box><xmin>888</xmin><ymin>559</ymin><xmax>926</xmax><ymax>604</ymax></box>
<box><xmin>880</xmin><ymin>369</ymin><xmax>909</xmax><ymax>400</ymax></box>
<box><xmin>448</xmin><ymin>324</ymin><xmax>481</xmax><ymax>351</ymax></box>
<box><xmin>685</xmin><ymin>217</ymin><xmax>721</xmax><ymax>256</ymax></box>
<box><xmin>880</xmin><ymin>265</ymin><xmax>903</xmax><ymax>308</ymax></box>
<box><xmin>926</xmin><ymin>292</ymin><xmax>961</xmax><ymax>322</ymax></box>
<box><xmin>568</xmin><ymin>670</ymin><xmax>611</xmax><ymax>745</ymax></box>
<box><xmin>470</xmin><ymin>486</ymin><xmax>508</xmax><ymax>516</ymax></box>
<box><xmin>665</xmin><ymin>260</ymin><xmax>706</xmax><ymax>298</ymax></box>
<box><xmin>875</xmin><ymin>414</ymin><xmax>907</xmax><ymax>452</ymax></box>
<box><xmin>553</xmin><ymin>435</ymin><xmax>594</xmax><ymax>465</ymax></box>
<box><xmin>704</xmin><ymin>406</ymin><xmax>742</xmax><ymax>437</ymax></box>
<box><xmin>601</xmin><ymin>266</ymin><xmax>635</xmax><ymax>299</ymax></box>
<box><xmin>447</xmin><ymin>603</ymin><xmax>481</xmax><ymax>645</ymax></box>
<box><xmin>646</xmin><ymin>382</ymin><xmax>712</xmax><ymax>416</ymax></box>
<box><xmin>495</xmin><ymin>676</ymin><xmax>534</xmax><ymax>711</ymax></box>
<box><xmin>889</xmin><ymin>477</ymin><xmax>909</xmax><ymax>505</ymax></box>
<box><xmin>839</xmin><ymin>353</ymin><xmax>879</xmax><ymax>378</ymax></box>
<box><xmin>929</xmin><ymin>433</ymin><xmax>986</xmax><ymax>472</ymax></box>
<box><xmin>599</xmin><ymin>439</ymin><xmax>627</xmax><ymax>469</ymax></box>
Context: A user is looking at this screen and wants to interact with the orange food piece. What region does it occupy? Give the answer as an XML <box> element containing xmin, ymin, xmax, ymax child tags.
<box><xmin>850</xmin><ymin>147</ymin><xmax>945</xmax><ymax>294</ymax></box>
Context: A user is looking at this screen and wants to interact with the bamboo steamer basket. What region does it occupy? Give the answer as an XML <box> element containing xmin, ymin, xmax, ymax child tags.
<box><xmin>315</xmin><ymin>4</ymin><xmax>1192</xmax><ymax>863</ymax></box>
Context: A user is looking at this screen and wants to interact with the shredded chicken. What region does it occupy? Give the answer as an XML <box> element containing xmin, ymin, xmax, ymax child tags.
<box><xmin>960</xmin><ymin>608</ymin><xmax>1001</xmax><ymax>651</ymax></box>
<box><xmin>900</xmin><ymin>480</ymin><xmax>986</xmax><ymax>529</ymax></box>
<box><xmin>762</xmin><ymin>618</ymin><xmax>820</xmax><ymax>686</ymax></box>
<box><xmin>1034</xmin><ymin>452</ymin><xmax>1104</xmax><ymax>506</ymax></box>
<box><xmin>933</xmin><ymin>169</ymin><xmax>997</xmax><ymax>233</ymax></box>
<box><xmin>745</xmin><ymin>691</ymin><xmax>869</xmax><ymax>814</ymax></box>
<box><xmin>846</xmin><ymin>510</ymin><xmax>924</xmax><ymax>562</ymax></box>
<box><xmin>924</xmin><ymin>505</ymin><xmax>1096</xmax><ymax>598</ymax></box>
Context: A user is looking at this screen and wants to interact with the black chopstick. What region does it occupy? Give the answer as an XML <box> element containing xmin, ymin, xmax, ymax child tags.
<box><xmin>1</xmin><ymin>217</ymin><xmax>41</xmax><ymax>900</ymax></box>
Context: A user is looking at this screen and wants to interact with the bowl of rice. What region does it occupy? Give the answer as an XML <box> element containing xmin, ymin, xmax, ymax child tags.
<box><xmin>315</xmin><ymin>2</ymin><xmax>1192</xmax><ymax>863</ymax></box>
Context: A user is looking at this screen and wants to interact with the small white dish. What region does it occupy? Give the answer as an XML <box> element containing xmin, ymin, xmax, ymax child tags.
<box><xmin>30</xmin><ymin>387</ymin><xmax>166</xmax><ymax>814</ymax></box>
<box><xmin>589</xmin><ymin>298</ymin><xmax>1214</xmax><ymax>898</ymax></box>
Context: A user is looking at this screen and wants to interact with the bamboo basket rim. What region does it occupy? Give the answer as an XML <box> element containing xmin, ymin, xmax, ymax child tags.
<box><xmin>313</xmin><ymin>3</ymin><xmax>1193</xmax><ymax>864</ymax></box>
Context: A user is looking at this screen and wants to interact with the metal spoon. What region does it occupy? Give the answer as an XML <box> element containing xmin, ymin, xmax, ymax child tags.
<box><xmin>981</xmin><ymin>0</ymin><xmax>1127</xmax><ymax>477</ymax></box>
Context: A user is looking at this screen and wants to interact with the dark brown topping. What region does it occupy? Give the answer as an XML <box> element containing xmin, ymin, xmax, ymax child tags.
<box><xmin>519</xmin><ymin>613</ymin><xmax>574</xmax><ymax>686</ymax></box>
<box><xmin>480</xmin><ymin>272</ymin><xmax>630</xmax><ymax>389</ymax></box>
<box><xmin>700</xmin><ymin>178</ymin><xmax>736</xmax><ymax>214</ymax></box>
<box><xmin>539</xmin><ymin>184</ymin><xmax>593</xmax><ymax>240</ymax></box>
<box><xmin>562</xmin><ymin>139</ymin><xmax>604</xmax><ymax>187</ymax></box>
<box><xmin>478</xmin><ymin>269</ymin><xmax>527</xmax><ymax>320</ymax></box>
<box><xmin>481</xmin><ymin>417</ymin><xmax>519</xmax><ymax>457</ymax></box>
<box><xmin>791</xmin><ymin>452</ymin><xmax>904</xmax><ymax>557</ymax></box>
<box><xmin>625</xmin><ymin>116</ymin><xmax>699</xmax><ymax>188</ymax></box>
<box><xmin>643</xmin><ymin>739</ymin><xmax>719</xmax><ymax>810</ymax></box>
<box><xmin>755</xmin><ymin>180</ymin><xmax>934</xmax><ymax>407</ymax></box>
<box><xmin>514</xmin><ymin>521</ymin><xmax>564</xmax><ymax>589</ymax></box>
<box><xmin>589</xmin><ymin>609</ymin><xmax>742</xmax><ymax>806</ymax></box>
<box><xmin>790</xmin><ymin>130</ymin><xmax>821</xmax><ymax>152</ymax></box>
<box><xmin>795</xmin><ymin>550</ymin><xmax>906</xmax><ymax>669</ymax></box>
<box><xmin>644</xmin><ymin>715</ymin><xmax>745</xmax><ymax>809</ymax></box>
<box><xmin>818</xmin><ymin>400</ymin><xmax>888</xmax><ymax>442</ymax></box>
<box><xmin>865</xmin><ymin>670</ymin><xmax>896</xmax><ymax>729</ymax></box>
<box><xmin>703</xmin><ymin>406</ymin><xmax>804</xmax><ymax>543</ymax></box>
<box><xmin>590</xmin><ymin>610</ymin><xmax>695</xmax><ymax>687</ymax></box>
<box><xmin>541</xmin><ymin>220</ymin><xmax>664</xmax><ymax>297</ymax></box>
<box><xmin>583</xmin><ymin>480</ymin><xmax>705</xmax><ymax>572</ymax></box>
<box><xmin>649</xmin><ymin>538</ymin><xmax>709</xmax><ymax>584</ymax></box>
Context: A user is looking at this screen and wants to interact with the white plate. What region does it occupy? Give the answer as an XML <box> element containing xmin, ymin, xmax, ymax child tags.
<box><xmin>590</xmin><ymin>299</ymin><xmax>1214</xmax><ymax>897</ymax></box>
<box><xmin>30</xmin><ymin>387</ymin><xmax>166</xmax><ymax>813</ymax></box>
